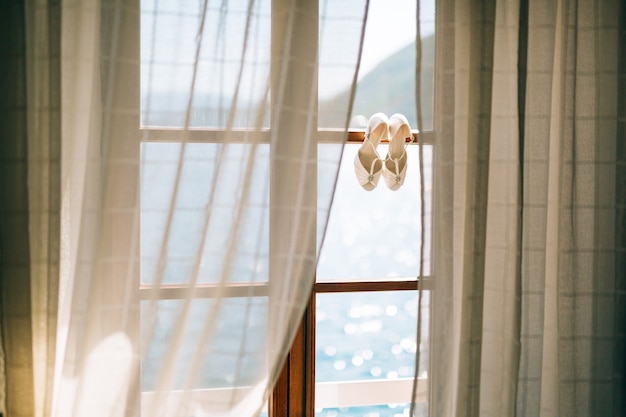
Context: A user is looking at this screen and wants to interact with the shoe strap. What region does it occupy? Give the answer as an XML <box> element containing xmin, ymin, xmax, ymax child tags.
<box><xmin>363</xmin><ymin>132</ymin><xmax>382</xmax><ymax>177</ymax></box>
<box><xmin>364</xmin><ymin>135</ymin><xmax>378</xmax><ymax>153</ymax></box>
<box><xmin>385</xmin><ymin>149</ymin><xmax>407</xmax><ymax>172</ymax></box>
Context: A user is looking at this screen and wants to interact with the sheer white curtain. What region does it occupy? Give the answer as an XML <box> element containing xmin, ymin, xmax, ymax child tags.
<box><xmin>429</xmin><ymin>0</ymin><xmax>625</xmax><ymax>416</ymax></box>
<box><xmin>6</xmin><ymin>0</ymin><xmax>367</xmax><ymax>416</ymax></box>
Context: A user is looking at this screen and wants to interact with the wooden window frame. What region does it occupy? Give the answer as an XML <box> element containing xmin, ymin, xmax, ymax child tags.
<box><xmin>271</xmin><ymin>279</ymin><xmax>424</xmax><ymax>417</ymax></box>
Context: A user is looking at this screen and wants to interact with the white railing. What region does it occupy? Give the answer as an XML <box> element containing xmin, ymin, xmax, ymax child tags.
<box><xmin>316</xmin><ymin>377</ymin><xmax>428</xmax><ymax>409</ymax></box>
<box><xmin>142</xmin><ymin>377</ymin><xmax>427</xmax><ymax>415</ymax></box>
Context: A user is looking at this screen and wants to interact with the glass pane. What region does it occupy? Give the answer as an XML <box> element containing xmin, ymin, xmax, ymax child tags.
<box><xmin>316</xmin><ymin>404</ymin><xmax>419</xmax><ymax>417</ymax></box>
<box><xmin>315</xmin><ymin>291</ymin><xmax>429</xmax><ymax>413</ymax></box>
<box><xmin>141</xmin><ymin>0</ymin><xmax>271</xmax><ymax>128</ymax></box>
<box><xmin>141</xmin><ymin>142</ymin><xmax>269</xmax><ymax>284</ymax></box>
<box><xmin>317</xmin><ymin>144</ymin><xmax>432</xmax><ymax>282</ymax></box>
<box><xmin>141</xmin><ymin>297</ymin><xmax>268</xmax><ymax>390</ymax></box>
<box><xmin>316</xmin><ymin>291</ymin><xmax>428</xmax><ymax>383</ymax></box>
<box><xmin>318</xmin><ymin>1</ymin><xmax>370</xmax><ymax>129</ymax></box>
<box><xmin>319</xmin><ymin>0</ymin><xmax>435</xmax><ymax>130</ymax></box>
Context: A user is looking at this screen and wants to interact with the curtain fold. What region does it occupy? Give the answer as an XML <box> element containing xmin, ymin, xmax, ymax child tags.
<box><xmin>6</xmin><ymin>0</ymin><xmax>367</xmax><ymax>416</ymax></box>
<box><xmin>0</xmin><ymin>2</ymin><xmax>37</xmax><ymax>415</ymax></box>
<box><xmin>24</xmin><ymin>1</ymin><xmax>62</xmax><ymax>416</ymax></box>
<box><xmin>430</xmin><ymin>0</ymin><xmax>625</xmax><ymax>416</ymax></box>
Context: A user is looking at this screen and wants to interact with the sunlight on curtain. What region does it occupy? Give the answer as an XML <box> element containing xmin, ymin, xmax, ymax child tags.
<box><xmin>41</xmin><ymin>0</ymin><xmax>367</xmax><ymax>416</ymax></box>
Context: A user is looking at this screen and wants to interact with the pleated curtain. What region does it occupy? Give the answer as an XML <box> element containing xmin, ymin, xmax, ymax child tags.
<box><xmin>429</xmin><ymin>0</ymin><xmax>625</xmax><ymax>415</ymax></box>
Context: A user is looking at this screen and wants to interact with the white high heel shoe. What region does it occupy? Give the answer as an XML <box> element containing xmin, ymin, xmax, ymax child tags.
<box><xmin>383</xmin><ymin>113</ymin><xmax>411</xmax><ymax>191</ymax></box>
<box><xmin>354</xmin><ymin>113</ymin><xmax>388</xmax><ymax>191</ymax></box>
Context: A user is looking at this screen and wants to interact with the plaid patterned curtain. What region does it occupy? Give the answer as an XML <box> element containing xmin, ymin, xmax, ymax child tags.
<box><xmin>430</xmin><ymin>0</ymin><xmax>625</xmax><ymax>415</ymax></box>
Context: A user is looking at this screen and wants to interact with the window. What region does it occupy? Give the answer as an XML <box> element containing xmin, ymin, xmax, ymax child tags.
<box><xmin>139</xmin><ymin>0</ymin><xmax>274</xmax><ymax>414</ymax></box>
<box><xmin>138</xmin><ymin>0</ymin><xmax>434</xmax><ymax>416</ymax></box>
<box><xmin>273</xmin><ymin>1</ymin><xmax>435</xmax><ymax>416</ymax></box>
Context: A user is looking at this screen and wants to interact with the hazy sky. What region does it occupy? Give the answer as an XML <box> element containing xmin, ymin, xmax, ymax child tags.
<box><xmin>359</xmin><ymin>0</ymin><xmax>435</xmax><ymax>79</ymax></box>
<box><xmin>317</xmin><ymin>0</ymin><xmax>436</xmax><ymax>99</ymax></box>
<box><xmin>142</xmin><ymin>0</ymin><xmax>436</xmax><ymax>100</ymax></box>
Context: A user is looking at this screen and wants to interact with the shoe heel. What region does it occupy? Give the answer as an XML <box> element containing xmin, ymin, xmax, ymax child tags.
<box><xmin>383</xmin><ymin>113</ymin><xmax>411</xmax><ymax>190</ymax></box>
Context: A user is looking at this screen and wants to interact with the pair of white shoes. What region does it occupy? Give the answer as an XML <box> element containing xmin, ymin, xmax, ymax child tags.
<box><xmin>354</xmin><ymin>113</ymin><xmax>412</xmax><ymax>191</ymax></box>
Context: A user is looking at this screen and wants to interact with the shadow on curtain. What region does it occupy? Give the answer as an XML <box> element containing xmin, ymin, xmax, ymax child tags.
<box><xmin>429</xmin><ymin>0</ymin><xmax>625</xmax><ymax>415</ymax></box>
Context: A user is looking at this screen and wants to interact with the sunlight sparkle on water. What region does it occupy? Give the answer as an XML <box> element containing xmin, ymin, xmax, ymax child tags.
<box><xmin>385</xmin><ymin>305</ymin><xmax>398</xmax><ymax>316</ymax></box>
<box><xmin>370</xmin><ymin>366</ymin><xmax>382</xmax><ymax>377</ymax></box>
<box><xmin>398</xmin><ymin>366</ymin><xmax>412</xmax><ymax>377</ymax></box>
<box><xmin>400</xmin><ymin>337</ymin><xmax>416</xmax><ymax>353</ymax></box>
<box><xmin>352</xmin><ymin>355</ymin><xmax>364</xmax><ymax>366</ymax></box>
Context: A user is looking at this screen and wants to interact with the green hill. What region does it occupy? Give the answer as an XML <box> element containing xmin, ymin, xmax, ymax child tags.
<box><xmin>319</xmin><ymin>34</ymin><xmax>434</xmax><ymax>131</ymax></box>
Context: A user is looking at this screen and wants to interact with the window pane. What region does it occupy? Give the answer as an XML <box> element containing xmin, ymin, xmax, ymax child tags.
<box><xmin>318</xmin><ymin>1</ymin><xmax>370</xmax><ymax>128</ymax></box>
<box><xmin>317</xmin><ymin>144</ymin><xmax>432</xmax><ymax>282</ymax></box>
<box><xmin>319</xmin><ymin>0</ymin><xmax>435</xmax><ymax>130</ymax></box>
<box><xmin>316</xmin><ymin>404</ymin><xmax>421</xmax><ymax>417</ymax></box>
<box><xmin>141</xmin><ymin>297</ymin><xmax>268</xmax><ymax>390</ymax></box>
<box><xmin>316</xmin><ymin>291</ymin><xmax>427</xmax><ymax>383</ymax></box>
<box><xmin>141</xmin><ymin>0</ymin><xmax>271</xmax><ymax>128</ymax></box>
<box><xmin>315</xmin><ymin>291</ymin><xmax>429</xmax><ymax>413</ymax></box>
<box><xmin>141</xmin><ymin>142</ymin><xmax>270</xmax><ymax>284</ymax></box>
